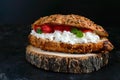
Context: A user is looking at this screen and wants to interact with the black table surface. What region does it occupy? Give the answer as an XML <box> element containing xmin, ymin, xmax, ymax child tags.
<box><xmin>0</xmin><ymin>25</ymin><xmax>120</xmax><ymax>80</ymax></box>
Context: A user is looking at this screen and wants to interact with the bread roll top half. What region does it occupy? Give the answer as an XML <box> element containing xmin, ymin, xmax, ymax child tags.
<box><xmin>32</xmin><ymin>14</ymin><xmax>108</xmax><ymax>37</ymax></box>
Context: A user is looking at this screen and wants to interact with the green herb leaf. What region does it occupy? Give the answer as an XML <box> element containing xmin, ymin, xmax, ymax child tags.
<box><xmin>71</xmin><ymin>28</ymin><xmax>83</xmax><ymax>38</ymax></box>
<box><xmin>36</xmin><ymin>28</ymin><xmax>42</xmax><ymax>34</ymax></box>
<box><xmin>76</xmin><ymin>30</ymin><xmax>83</xmax><ymax>38</ymax></box>
<box><xmin>71</xmin><ymin>28</ymin><xmax>78</xmax><ymax>34</ymax></box>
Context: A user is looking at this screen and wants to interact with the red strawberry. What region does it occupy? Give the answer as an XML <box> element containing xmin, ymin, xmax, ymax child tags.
<box><xmin>34</xmin><ymin>25</ymin><xmax>41</xmax><ymax>32</ymax></box>
<box><xmin>64</xmin><ymin>26</ymin><xmax>71</xmax><ymax>31</ymax></box>
<box><xmin>81</xmin><ymin>28</ymin><xmax>93</xmax><ymax>33</ymax></box>
<box><xmin>41</xmin><ymin>24</ymin><xmax>53</xmax><ymax>33</ymax></box>
<box><xmin>53</xmin><ymin>25</ymin><xmax>64</xmax><ymax>32</ymax></box>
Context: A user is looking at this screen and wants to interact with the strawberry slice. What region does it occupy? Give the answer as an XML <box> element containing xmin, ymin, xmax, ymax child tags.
<box><xmin>81</xmin><ymin>28</ymin><xmax>93</xmax><ymax>33</ymax></box>
<box><xmin>41</xmin><ymin>24</ymin><xmax>53</xmax><ymax>33</ymax></box>
<box><xmin>34</xmin><ymin>25</ymin><xmax>41</xmax><ymax>32</ymax></box>
<box><xmin>53</xmin><ymin>25</ymin><xmax>64</xmax><ymax>32</ymax></box>
<box><xmin>64</xmin><ymin>26</ymin><xmax>71</xmax><ymax>31</ymax></box>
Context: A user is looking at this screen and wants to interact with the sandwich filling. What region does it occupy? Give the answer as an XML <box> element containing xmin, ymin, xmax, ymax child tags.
<box><xmin>31</xmin><ymin>24</ymin><xmax>100</xmax><ymax>44</ymax></box>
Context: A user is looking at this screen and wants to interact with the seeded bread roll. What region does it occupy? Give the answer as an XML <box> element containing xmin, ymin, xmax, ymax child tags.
<box><xmin>26</xmin><ymin>14</ymin><xmax>114</xmax><ymax>73</ymax></box>
<box><xmin>32</xmin><ymin>14</ymin><xmax>108</xmax><ymax>37</ymax></box>
<box><xmin>29</xmin><ymin>35</ymin><xmax>113</xmax><ymax>54</ymax></box>
<box><xmin>26</xmin><ymin>45</ymin><xmax>109</xmax><ymax>73</ymax></box>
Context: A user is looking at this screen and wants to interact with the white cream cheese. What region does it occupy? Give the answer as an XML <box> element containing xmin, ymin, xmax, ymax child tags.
<box><xmin>30</xmin><ymin>30</ymin><xmax>100</xmax><ymax>44</ymax></box>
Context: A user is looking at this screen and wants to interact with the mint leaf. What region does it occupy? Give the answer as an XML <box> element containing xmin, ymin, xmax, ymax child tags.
<box><xmin>76</xmin><ymin>30</ymin><xmax>83</xmax><ymax>38</ymax></box>
<box><xmin>71</xmin><ymin>28</ymin><xmax>83</xmax><ymax>38</ymax></box>
<box><xmin>71</xmin><ymin>28</ymin><xmax>78</xmax><ymax>34</ymax></box>
<box><xmin>36</xmin><ymin>28</ymin><xmax>42</xmax><ymax>34</ymax></box>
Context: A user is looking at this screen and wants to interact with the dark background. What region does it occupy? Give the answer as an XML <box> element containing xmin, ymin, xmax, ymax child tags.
<box><xmin>0</xmin><ymin>0</ymin><xmax>120</xmax><ymax>26</ymax></box>
<box><xmin>0</xmin><ymin>0</ymin><xmax>120</xmax><ymax>80</ymax></box>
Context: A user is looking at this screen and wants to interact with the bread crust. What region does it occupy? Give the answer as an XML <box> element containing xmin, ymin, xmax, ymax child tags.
<box><xmin>29</xmin><ymin>35</ymin><xmax>114</xmax><ymax>54</ymax></box>
<box><xmin>32</xmin><ymin>14</ymin><xmax>108</xmax><ymax>37</ymax></box>
<box><xmin>26</xmin><ymin>45</ymin><xmax>109</xmax><ymax>73</ymax></box>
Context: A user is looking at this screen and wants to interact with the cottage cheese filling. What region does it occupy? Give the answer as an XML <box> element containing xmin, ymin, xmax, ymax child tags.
<box><xmin>31</xmin><ymin>30</ymin><xmax>100</xmax><ymax>44</ymax></box>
